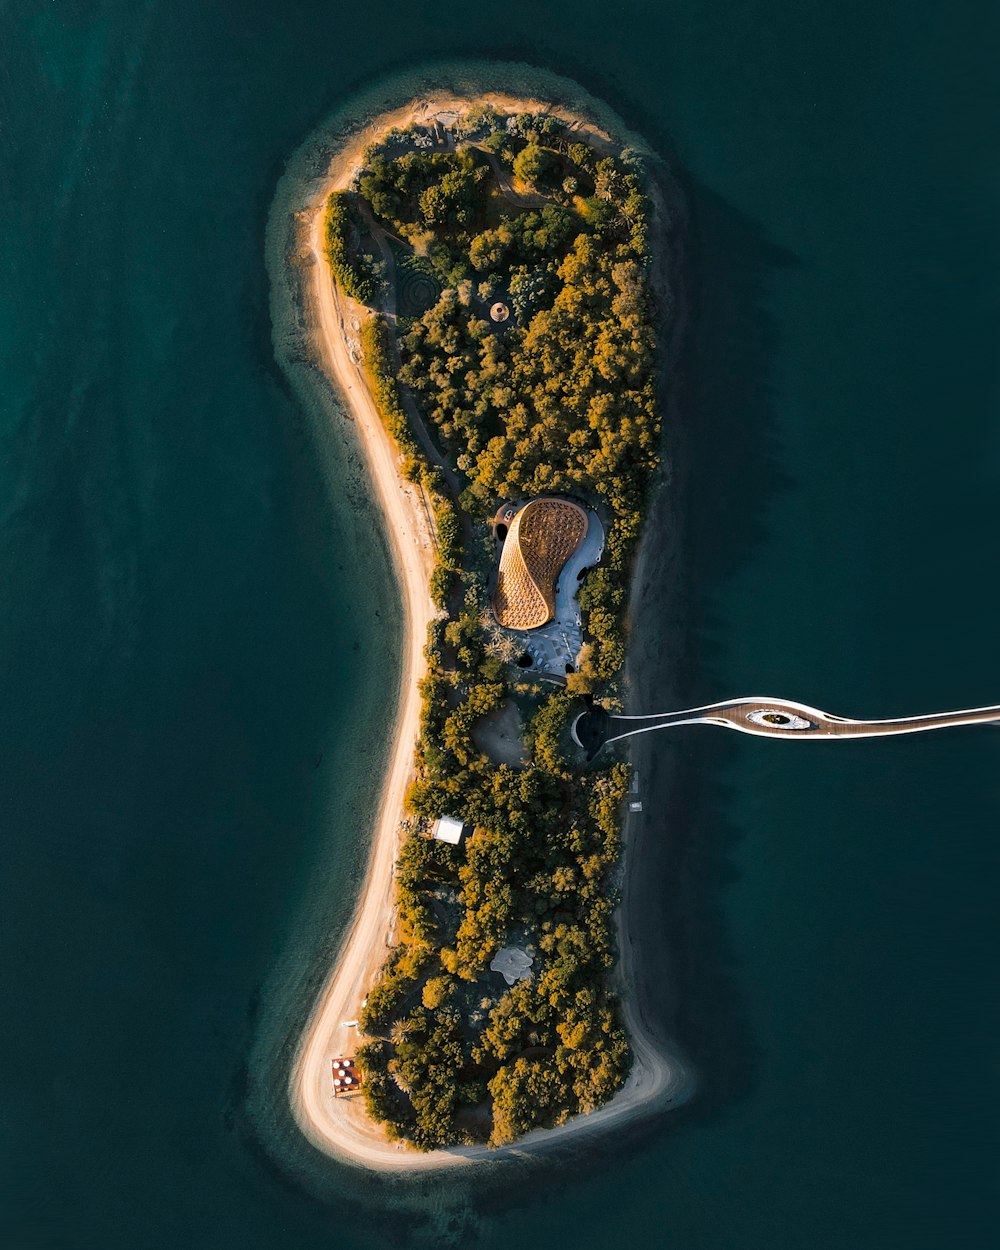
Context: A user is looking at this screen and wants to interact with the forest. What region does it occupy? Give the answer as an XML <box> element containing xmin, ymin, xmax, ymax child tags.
<box><xmin>325</xmin><ymin>105</ymin><xmax>666</xmax><ymax>1148</ymax></box>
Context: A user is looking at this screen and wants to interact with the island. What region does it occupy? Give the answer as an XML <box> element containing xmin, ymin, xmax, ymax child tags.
<box><xmin>270</xmin><ymin>68</ymin><xmax>690</xmax><ymax>1169</ymax></box>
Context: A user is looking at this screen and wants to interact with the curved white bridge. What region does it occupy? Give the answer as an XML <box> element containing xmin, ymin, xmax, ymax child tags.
<box><xmin>574</xmin><ymin>697</ymin><xmax>1000</xmax><ymax>751</ymax></box>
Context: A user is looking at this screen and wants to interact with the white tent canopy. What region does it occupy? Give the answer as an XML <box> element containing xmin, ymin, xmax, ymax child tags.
<box><xmin>432</xmin><ymin>815</ymin><xmax>465</xmax><ymax>845</ymax></box>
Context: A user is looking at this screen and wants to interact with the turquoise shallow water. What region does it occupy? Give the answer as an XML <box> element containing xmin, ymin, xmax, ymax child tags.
<box><xmin>1</xmin><ymin>3</ymin><xmax>997</xmax><ymax>1248</ymax></box>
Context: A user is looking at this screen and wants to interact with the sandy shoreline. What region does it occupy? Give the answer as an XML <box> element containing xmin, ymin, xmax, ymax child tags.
<box><xmin>276</xmin><ymin>69</ymin><xmax>693</xmax><ymax>1171</ymax></box>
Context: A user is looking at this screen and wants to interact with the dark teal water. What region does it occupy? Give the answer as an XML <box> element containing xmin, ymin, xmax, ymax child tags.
<box><xmin>2</xmin><ymin>3</ymin><xmax>997</xmax><ymax>1248</ymax></box>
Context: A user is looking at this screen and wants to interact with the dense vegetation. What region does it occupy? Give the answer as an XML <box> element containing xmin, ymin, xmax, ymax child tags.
<box><xmin>329</xmin><ymin>106</ymin><xmax>666</xmax><ymax>1148</ymax></box>
<box><xmin>323</xmin><ymin>191</ymin><xmax>387</xmax><ymax>304</ymax></box>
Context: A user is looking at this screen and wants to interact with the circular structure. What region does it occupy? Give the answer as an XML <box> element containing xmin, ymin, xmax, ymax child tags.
<box><xmin>399</xmin><ymin>271</ymin><xmax>440</xmax><ymax>315</ymax></box>
<box><xmin>394</xmin><ymin>251</ymin><xmax>442</xmax><ymax>316</ymax></box>
<box><xmin>493</xmin><ymin>500</ymin><xmax>518</xmax><ymax>539</ymax></box>
<box><xmin>490</xmin><ymin>301</ymin><xmax>511</xmax><ymax>323</ymax></box>
<box><xmin>746</xmin><ymin>709</ymin><xmax>812</xmax><ymax>730</ymax></box>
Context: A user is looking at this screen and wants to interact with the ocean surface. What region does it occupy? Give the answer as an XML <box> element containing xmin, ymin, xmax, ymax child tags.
<box><xmin>1</xmin><ymin>3</ymin><xmax>997</xmax><ymax>1248</ymax></box>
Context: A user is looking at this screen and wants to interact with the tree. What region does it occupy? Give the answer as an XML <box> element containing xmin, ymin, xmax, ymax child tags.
<box><xmin>489</xmin><ymin>1057</ymin><xmax>568</xmax><ymax>1145</ymax></box>
<box><xmin>422</xmin><ymin>974</ymin><xmax>454</xmax><ymax>1010</ymax></box>
<box><xmin>527</xmin><ymin>691</ymin><xmax>576</xmax><ymax>778</ymax></box>
<box><xmin>508</xmin><ymin>263</ymin><xmax>556</xmax><ymax>321</ymax></box>
<box><xmin>593</xmin><ymin>157</ymin><xmax>621</xmax><ymax>202</ymax></box>
<box><xmin>324</xmin><ymin>192</ymin><xmax>387</xmax><ymax>304</ymax></box>
<box><xmin>513</xmin><ymin>143</ymin><xmax>552</xmax><ymax>188</ymax></box>
<box><xmin>567</xmin><ymin>141</ymin><xmax>595</xmax><ymax>174</ymax></box>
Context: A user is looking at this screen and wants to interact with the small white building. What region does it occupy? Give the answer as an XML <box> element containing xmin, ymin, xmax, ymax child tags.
<box><xmin>432</xmin><ymin>815</ymin><xmax>465</xmax><ymax>845</ymax></box>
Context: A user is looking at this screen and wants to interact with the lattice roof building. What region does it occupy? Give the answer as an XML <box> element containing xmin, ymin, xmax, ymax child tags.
<box><xmin>491</xmin><ymin>498</ymin><xmax>589</xmax><ymax>631</ymax></box>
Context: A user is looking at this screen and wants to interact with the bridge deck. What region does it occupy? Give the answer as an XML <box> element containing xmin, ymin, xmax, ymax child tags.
<box><xmin>604</xmin><ymin>698</ymin><xmax>1000</xmax><ymax>742</ymax></box>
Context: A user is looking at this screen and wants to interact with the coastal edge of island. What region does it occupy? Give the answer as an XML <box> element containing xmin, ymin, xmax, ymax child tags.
<box><xmin>265</xmin><ymin>61</ymin><xmax>695</xmax><ymax>1171</ymax></box>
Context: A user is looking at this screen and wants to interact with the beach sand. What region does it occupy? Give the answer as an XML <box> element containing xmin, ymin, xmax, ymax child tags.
<box><xmin>280</xmin><ymin>77</ymin><xmax>693</xmax><ymax>1171</ymax></box>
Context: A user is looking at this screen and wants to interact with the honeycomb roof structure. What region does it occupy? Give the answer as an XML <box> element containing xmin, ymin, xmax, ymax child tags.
<box><xmin>492</xmin><ymin>498</ymin><xmax>588</xmax><ymax>631</ymax></box>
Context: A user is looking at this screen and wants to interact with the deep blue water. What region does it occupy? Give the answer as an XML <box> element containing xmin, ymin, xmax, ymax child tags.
<box><xmin>1</xmin><ymin>3</ymin><xmax>997</xmax><ymax>1248</ymax></box>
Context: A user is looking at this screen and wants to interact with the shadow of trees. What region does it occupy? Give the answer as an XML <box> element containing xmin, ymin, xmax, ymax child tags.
<box><xmin>625</xmin><ymin>170</ymin><xmax>796</xmax><ymax>1145</ymax></box>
